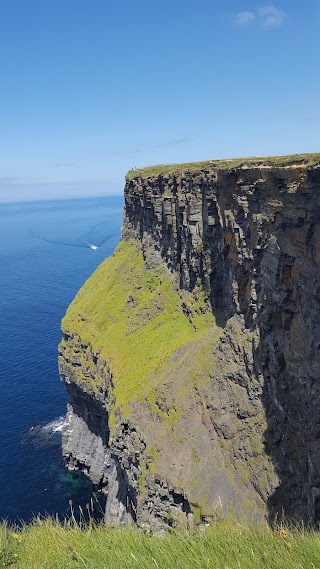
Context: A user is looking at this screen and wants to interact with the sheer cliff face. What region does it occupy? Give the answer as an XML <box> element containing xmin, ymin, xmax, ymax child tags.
<box><xmin>59</xmin><ymin>161</ymin><xmax>320</xmax><ymax>527</ymax></box>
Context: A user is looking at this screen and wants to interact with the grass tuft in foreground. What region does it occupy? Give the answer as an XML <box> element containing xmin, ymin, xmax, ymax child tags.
<box><xmin>1</xmin><ymin>517</ymin><xmax>320</xmax><ymax>568</ymax></box>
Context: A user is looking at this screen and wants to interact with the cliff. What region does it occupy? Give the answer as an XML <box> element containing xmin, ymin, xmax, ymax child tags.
<box><xmin>59</xmin><ymin>153</ymin><xmax>320</xmax><ymax>528</ymax></box>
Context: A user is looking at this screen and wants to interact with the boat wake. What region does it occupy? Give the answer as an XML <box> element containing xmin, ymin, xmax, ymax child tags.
<box><xmin>30</xmin><ymin>232</ymin><xmax>88</xmax><ymax>248</ymax></box>
<box><xmin>82</xmin><ymin>241</ymin><xmax>98</xmax><ymax>250</ymax></box>
<box><xmin>30</xmin><ymin>228</ymin><xmax>119</xmax><ymax>250</ymax></box>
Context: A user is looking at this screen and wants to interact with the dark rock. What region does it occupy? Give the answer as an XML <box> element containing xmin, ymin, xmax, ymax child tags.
<box><xmin>59</xmin><ymin>161</ymin><xmax>320</xmax><ymax>527</ymax></box>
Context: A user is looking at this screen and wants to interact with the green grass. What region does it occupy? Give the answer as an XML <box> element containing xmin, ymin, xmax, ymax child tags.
<box><xmin>126</xmin><ymin>152</ymin><xmax>320</xmax><ymax>179</ymax></box>
<box><xmin>60</xmin><ymin>239</ymin><xmax>219</xmax><ymax>426</ymax></box>
<box><xmin>60</xmin><ymin>240</ymin><xmax>269</xmax><ymax>514</ymax></box>
<box><xmin>1</xmin><ymin>518</ymin><xmax>320</xmax><ymax>568</ymax></box>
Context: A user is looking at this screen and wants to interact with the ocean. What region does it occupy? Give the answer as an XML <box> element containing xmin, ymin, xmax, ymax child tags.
<box><xmin>0</xmin><ymin>195</ymin><xmax>123</xmax><ymax>523</ymax></box>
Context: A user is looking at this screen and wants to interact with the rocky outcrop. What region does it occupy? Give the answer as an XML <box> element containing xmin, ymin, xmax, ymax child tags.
<box><xmin>59</xmin><ymin>155</ymin><xmax>320</xmax><ymax>527</ymax></box>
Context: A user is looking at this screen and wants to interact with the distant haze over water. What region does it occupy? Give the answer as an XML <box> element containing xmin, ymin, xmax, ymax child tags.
<box><xmin>0</xmin><ymin>179</ymin><xmax>123</xmax><ymax>204</ymax></box>
<box><xmin>0</xmin><ymin>195</ymin><xmax>123</xmax><ymax>522</ymax></box>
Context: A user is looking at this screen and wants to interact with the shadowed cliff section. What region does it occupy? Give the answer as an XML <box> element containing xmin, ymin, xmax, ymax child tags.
<box><xmin>59</xmin><ymin>154</ymin><xmax>320</xmax><ymax>527</ymax></box>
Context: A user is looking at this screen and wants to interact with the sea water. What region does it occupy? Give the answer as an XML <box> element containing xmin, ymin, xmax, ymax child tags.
<box><xmin>0</xmin><ymin>195</ymin><xmax>123</xmax><ymax>522</ymax></box>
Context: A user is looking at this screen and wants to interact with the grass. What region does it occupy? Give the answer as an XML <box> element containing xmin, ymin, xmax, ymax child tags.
<box><xmin>60</xmin><ymin>239</ymin><xmax>226</xmax><ymax>511</ymax></box>
<box><xmin>60</xmin><ymin>240</ymin><xmax>271</xmax><ymax>515</ymax></box>
<box><xmin>125</xmin><ymin>152</ymin><xmax>320</xmax><ymax>179</ymax></box>
<box><xmin>1</xmin><ymin>517</ymin><xmax>320</xmax><ymax>568</ymax></box>
<box><xmin>60</xmin><ymin>239</ymin><xmax>219</xmax><ymax>425</ymax></box>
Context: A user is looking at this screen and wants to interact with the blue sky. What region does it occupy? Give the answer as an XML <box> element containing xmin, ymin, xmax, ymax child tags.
<box><xmin>0</xmin><ymin>0</ymin><xmax>319</xmax><ymax>202</ymax></box>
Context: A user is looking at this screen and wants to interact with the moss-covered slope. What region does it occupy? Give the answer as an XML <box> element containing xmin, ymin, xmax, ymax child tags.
<box><xmin>59</xmin><ymin>237</ymin><xmax>275</xmax><ymax>524</ymax></box>
<box><xmin>61</xmin><ymin>239</ymin><xmax>218</xmax><ymax>423</ymax></box>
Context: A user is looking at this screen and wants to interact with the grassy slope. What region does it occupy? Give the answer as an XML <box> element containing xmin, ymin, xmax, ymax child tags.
<box><xmin>126</xmin><ymin>152</ymin><xmax>320</xmax><ymax>179</ymax></box>
<box><xmin>61</xmin><ymin>239</ymin><xmax>219</xmax><ymax>424</ymax></box>
<box><xmin>1</xmin><ymin>519</ymin><xmax>320</xmax><ymax>568</ymax></box>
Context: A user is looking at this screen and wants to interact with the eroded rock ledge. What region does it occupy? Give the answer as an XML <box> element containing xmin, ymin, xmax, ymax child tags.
<box><xmin>59</xmin><ymin>157</ymin><xmax>320</xmax><ymax>527</ymax></box>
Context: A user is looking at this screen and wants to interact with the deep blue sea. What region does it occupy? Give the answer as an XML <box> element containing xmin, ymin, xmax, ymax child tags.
<box><xmin>0</xmin><ymin>195</ymin><xmax>123</xmax><ymax>523</ymax></box>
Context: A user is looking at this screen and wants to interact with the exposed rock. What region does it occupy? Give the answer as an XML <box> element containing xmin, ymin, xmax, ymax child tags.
<box><xmin>59</xmin><ymin>158</ymin><xmax>320</xmax><ymax>526</ymax></box>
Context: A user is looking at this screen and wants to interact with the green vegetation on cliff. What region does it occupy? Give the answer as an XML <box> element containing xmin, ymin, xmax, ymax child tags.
<box><xmin>2</xmin><ymin>519</ymin><xmax>320</xmax><ymax>569</ymax></box>
<box><xmin>60</xmin><ymin>239</ymin><xmax>273</xmax><ymax>518</ymax></box>
<box><xmin>126</xmin><ymin>152</ymin><xmax>320</xmax><ymax>179</ymax></box>
<box><xmin>61</xmin><ymin>239</ymin><xmax>219</xmax><ymax>422</ymax></box>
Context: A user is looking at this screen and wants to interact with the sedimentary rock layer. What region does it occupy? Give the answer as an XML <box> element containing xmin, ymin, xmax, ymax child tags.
<box><xmin>59</xmin><ymin>156</ymin><xmax>320</xmax><ymax>526</ymax></box>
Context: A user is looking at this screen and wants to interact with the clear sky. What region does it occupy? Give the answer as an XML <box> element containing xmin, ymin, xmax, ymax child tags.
<box><xmin>0</xmin><ymin>0</ymin><xmax>319</xmax><ymax>202</ymax></box>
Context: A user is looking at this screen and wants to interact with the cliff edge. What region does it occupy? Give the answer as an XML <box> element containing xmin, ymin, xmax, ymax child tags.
<box><xmin>59</xmin><ymin>153</ymin><xmax>320</xmax><ymax>528</ymax></box>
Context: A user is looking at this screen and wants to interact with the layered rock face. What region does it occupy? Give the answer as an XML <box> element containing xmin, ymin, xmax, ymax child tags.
<box><xmin>59</xmin><ymin>158</ymin><xmax>320</xmax><ymax>526</ymax></box>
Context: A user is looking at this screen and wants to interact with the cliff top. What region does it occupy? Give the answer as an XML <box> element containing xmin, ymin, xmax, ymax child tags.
<box><xmin>126</xmin><ymin>152</ymin><xmax>320</xmax><ymax>180</ymax></box>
